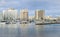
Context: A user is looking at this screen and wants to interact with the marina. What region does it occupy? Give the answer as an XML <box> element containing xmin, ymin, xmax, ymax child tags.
<box><xmin>1</xmin><ymin>20</ymin><xmax>60</xmax><ymax>25</ymax></box>
<box><xmin>0</xmin><ymin>0</ymin><xmax>59</xmax><ymax>37</ymax></box>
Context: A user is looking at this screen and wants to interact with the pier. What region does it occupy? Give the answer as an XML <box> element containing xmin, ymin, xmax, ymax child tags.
<box><xmin>35</xmin><ymin>21</ymin><xmax>60</xmax><ymax>25</ymax></box>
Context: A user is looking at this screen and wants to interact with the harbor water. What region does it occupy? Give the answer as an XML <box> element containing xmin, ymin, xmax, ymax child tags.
<box><xmin>0</xmin><ymin>23</ymin><xmax>60</xmax><ymax>37</ymax></box>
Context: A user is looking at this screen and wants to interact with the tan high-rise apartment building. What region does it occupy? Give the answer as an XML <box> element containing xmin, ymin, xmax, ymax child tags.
<box><xmin>20</xmin><ymin>9</ymin><xmax>28</xmax><ymax>21</ymax></box>
<box><xmin>35</xmin><ymin>10</ymin><xmax>45</xmax><ymax>20</ymax></box>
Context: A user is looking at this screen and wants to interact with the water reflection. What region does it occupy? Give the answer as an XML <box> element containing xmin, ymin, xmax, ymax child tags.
<box><xmin>43</xmin><ymin>24</ymin><xmax>60</xmax><ymax>37</ymax></box>
<box><xmin>0</xmin><ymin>23</ymin><xmax>44</xmax><ymax>37</ymax></box>
<box><xmin>0</xmin><ymin>24</ymin><xmax>60</xmax><ymax>37</ymax></box>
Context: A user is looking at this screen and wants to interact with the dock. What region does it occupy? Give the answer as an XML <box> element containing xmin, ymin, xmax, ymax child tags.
<box><xmin>35</xmin><ymin>21</ymin><xmax>60</xmax><ymax>25</ymax></box>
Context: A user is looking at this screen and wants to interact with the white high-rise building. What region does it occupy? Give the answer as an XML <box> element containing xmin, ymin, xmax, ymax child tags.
<box><xmin>0</xmin><ymin>13</ymin><xmax>3</xmax><ymax>21</ymax></box>
<box><xmin>3</xmin><ymin>8</ymin><xmax>18</xmax><ymax>21</ymax></box>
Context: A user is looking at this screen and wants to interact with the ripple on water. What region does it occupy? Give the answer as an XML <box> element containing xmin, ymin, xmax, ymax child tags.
<box><xmin>0</xmin><ymin>24</ymin><xmax>60</xmax><ymax>37</ymax></box>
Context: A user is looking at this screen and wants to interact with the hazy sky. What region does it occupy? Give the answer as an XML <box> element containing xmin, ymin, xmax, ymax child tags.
<box><xmin>0</xmin><ymin>0</ymin><xmax>60</xmax><ymax>16</ymax></box>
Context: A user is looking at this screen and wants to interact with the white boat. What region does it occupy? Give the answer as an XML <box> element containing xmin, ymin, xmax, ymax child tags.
<box><xmin>0</xmin><ymin>22</ymin><xmax>5</xmax><ymax>24</ymax></box>
<box><xmin>20</xmin><ymin>21</ymin><xmax>28</xmax><ymax>24</ymax></box>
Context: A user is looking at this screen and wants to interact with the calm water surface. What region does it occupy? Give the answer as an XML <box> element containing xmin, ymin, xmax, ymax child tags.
<box><xmin>0</xmin><ymin>23</ymin><xmax>60</xmax><ymax>37</ymax></box>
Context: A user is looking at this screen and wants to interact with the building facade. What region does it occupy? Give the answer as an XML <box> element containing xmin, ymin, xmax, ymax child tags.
<box><xmin>3</xmin><ymin>8</ymin><xmax>18</xmax><ymax>21</ymax></box>
<box><xmin>20</xmin><ymin>9</ymin><xmax>28</xmax><ymax>21</ymax></box>
<box><xmin>35</xmin><ymin>10</ymin><xmax>45</xmax><ymax>20</ymax></box>
<box><xmin>0</xmin><ymin>13</ymin><xmax>3</xmax><ymax>21</ymax></box>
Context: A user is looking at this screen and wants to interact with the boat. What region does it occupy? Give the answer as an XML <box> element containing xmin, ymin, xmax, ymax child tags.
<box><xmin>20</xmin><ymin>21</ymin><xmax>28</xmax><ymax>24</ymax></box>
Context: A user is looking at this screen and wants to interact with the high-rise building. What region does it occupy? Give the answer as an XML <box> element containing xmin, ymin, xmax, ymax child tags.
<box><xmin>3</xmin><ymin>8</ymin><xmax>18</xmax><ymax>21</ymax></box>
<box><xmin>20</xmin><ymin>9</ymin><xmax>28</xmax><ymax>21</ymax></box>
<box><xmin>35</xmin><ymin>10</ymin><xmax>45</xmax><ymax>20</ymax></box>
<box><xmin>0</xmin><ymin>13</ymin><xmax>3</xmax><ymax>21</ymax></box>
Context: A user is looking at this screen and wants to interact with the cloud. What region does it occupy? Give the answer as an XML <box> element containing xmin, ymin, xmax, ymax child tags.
<box><xmin>0</xmin><ymin>0</ymin><xmax>48</xmax><ymax>9</ymax></box>
<box><xmin>0</xmin><ymin>0</ymin><xmax>60</xmax><ymax>16</ymax></box>
<box><xmin>0</xmin><ymin>0</ymin><xmax>6</xmax><ymax>6</ymax></box>
<box><xmin>40</xmin><ymin>0</ymin><xmax>60</xmax><ymax>16</ymax></box>
<box><xmin>0</xmin><ymin>0</ymin><xmax>20</xmax><ymax>6</ymax></box>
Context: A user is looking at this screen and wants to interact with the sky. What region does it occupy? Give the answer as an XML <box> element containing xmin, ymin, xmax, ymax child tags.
<box><xmin>0</xmin><ymin>0</ymin><xmax>60</xmax><ymax>16</ymax></box>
